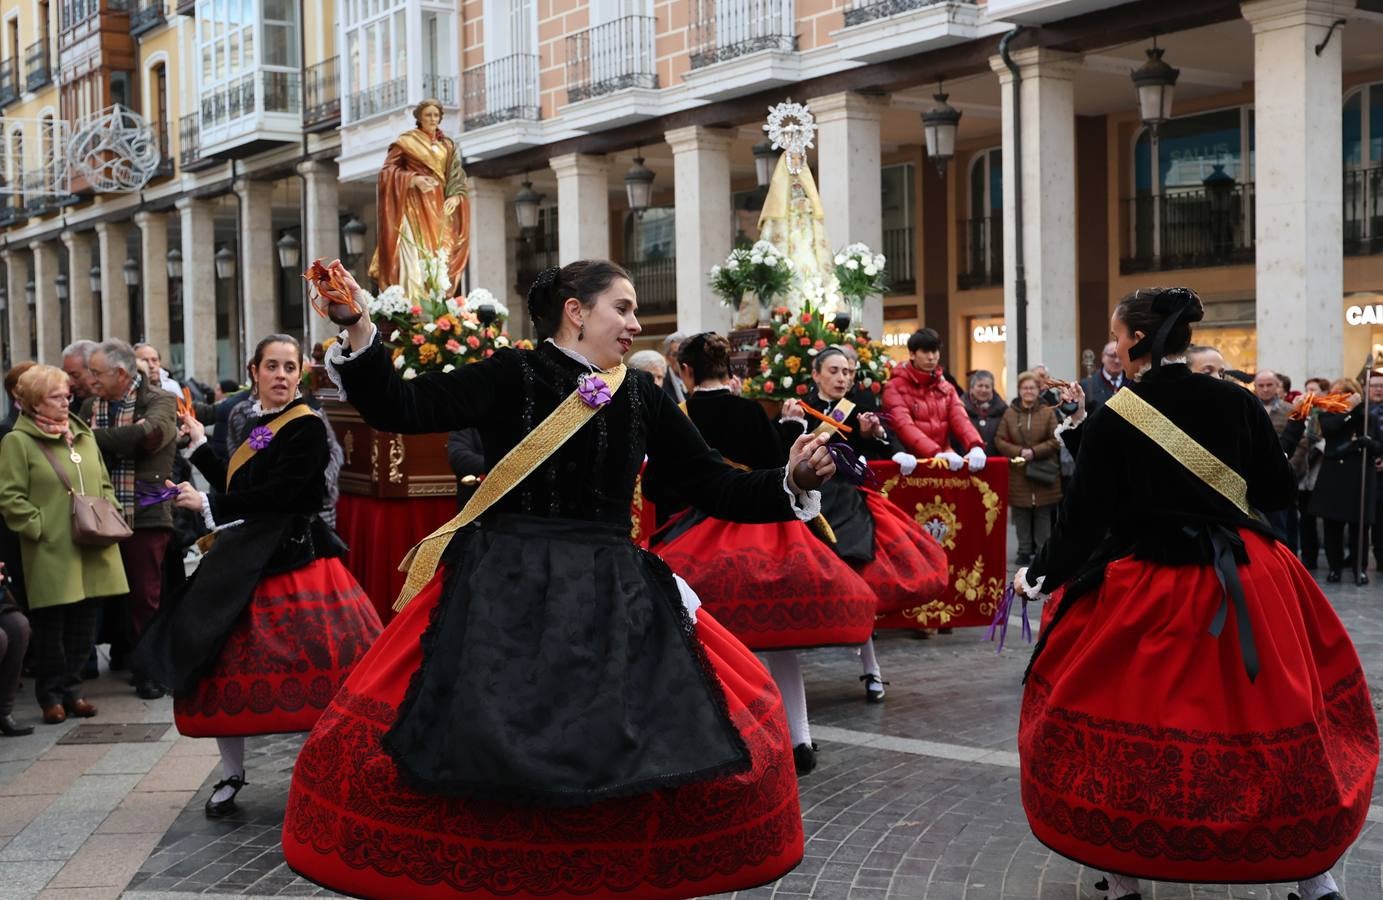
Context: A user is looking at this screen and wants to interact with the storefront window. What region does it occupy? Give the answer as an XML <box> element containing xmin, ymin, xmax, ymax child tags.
<box><xmin>1134</xmin><ymin>107</ymin><xmax>1250</xmax><ymax>194</ymax></box>
<box><xmin>880</xmin><ymin>320</ymin><xmax>917</xmax><ymax>364</ymax></box>
<box><xmin>966</xmin><ymin>315</ymin><xmax>1006</xmax><ymax>398</ymax></box>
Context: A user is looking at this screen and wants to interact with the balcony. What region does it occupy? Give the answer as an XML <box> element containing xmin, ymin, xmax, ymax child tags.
<box><xmin>179</xmin><ymin>112</ymin><xmax>216</xmax><ymax>171</ymax></box>
<box><xmin>152</xmin><ymin>124</ymin><xmax>173</xmax><ymax>177</ymax></box>
<box><xmin>0</xmin><ymin>60</ymin><xmax>19</xmax><ymax>108</ymax></box>
<box><xmin>24</xmin><ymin>41</ymin><xmax>51</xmax><ymax>92</ymax></box>
<box><xmin>0</xmin><ymin>205</ymin><xmax>24</xmax><ymax>227</ymax></box>
<box><xmin>957</xmin><ymin>216</ymin><xmax>1003</xmax><ymax>289</ymax></box>
<box><xmin>304</xmin><ymin>56</ymin><xmax>341</xmax><ymax>131</ymax></box>
<box><xmin>129</xmin><ymin>0</ymin><xmax>167</xmax><ymax>36</ymax></box>
<box><xmin>1345</xmin><ymin>165</ymin><xmax>1383</xmax><ymax>257</ymax></box>
<box><xmin>567</xmin><ymin>16</ymin><xmax>657</xmax><ymax>104</ymax></box>
<box><xmin>23</xmin><ymin>169</ymin><xmax>57</xmax><ymax>216</ymax></box>
<box><xmin>882</xmin><ymin>226</ymin><xmax>915</xmax><ymax>295</ymax></box>
<box><xmin>690</xmin><ymin>0</ymin><xmax>795</xmax><ymax>68</ymax></box>
<box><xmin>624</xmin><ymin>256</ymin><xmax>677</xmax><ymax>317</ymax></box>
<box><xmin>198</xmin><ymin>69</ymin><xmax>302</xmax><ymax>157</ymax></box>
<box><xmin>422</xmin><ymin>74</ymin><xmax>458</xmax><ymax>107</ymax></box>
<box><xmin>1120</xmin><ymin>182</ymin><xmax>1256</xmax><ymax>273</ymax></box>
<box><xmin>347</xmin><ymin>76</ymin><xmax>407</xmax><ymax>123</ymax></box>
<box><xmin>462</xmin><ymin>55</ymin><xmax>540</xmax><ymax>130</ymax></box>
<box><xmin>834</xmin><ymin>0</ymin><xmax>983</xmax><ymax>63</ymax></box>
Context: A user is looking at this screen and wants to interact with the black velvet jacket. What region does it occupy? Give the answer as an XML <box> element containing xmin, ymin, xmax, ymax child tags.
<box><xmin>782</xmin><ymin>390</ymin><xmax>903</xmax><ymax>460</ymax></box>
<box><xmin>1029</xmin><ymin>364</ymin><xmax>1293</xmax><ymax>592</ymax></box>
<box><xmin>685</xmin><ymin>389</ymin><xmax>786</xmax><ymax>471</ymax></box>
<box><xmin>333</xmin><ymin>339</ymin><xmax>799</xmax><ymax>525</ymax></box>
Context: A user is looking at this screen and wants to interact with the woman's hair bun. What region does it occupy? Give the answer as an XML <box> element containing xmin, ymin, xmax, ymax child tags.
<box><xmin>526</xmin><ymin>267</ymin><xmax>563</xmax><ymax>334</ymax></box>
<box><xmin>679</xmin><ymin>332</ymin><xmax>732</xmax><ymax>382</ymax></box>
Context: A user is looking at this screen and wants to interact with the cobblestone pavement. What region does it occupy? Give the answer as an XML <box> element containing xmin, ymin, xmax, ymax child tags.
<box><xmin>4</xmin><ymin>577</ymin><xmax>1382</xmax><ymax>899</ymax></box>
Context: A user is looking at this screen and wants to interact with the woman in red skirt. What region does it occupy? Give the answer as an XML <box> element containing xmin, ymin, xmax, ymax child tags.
<box><xmin>137</xmin><ymin>334</ymin><xmax>382</xmax><ymax>818</ymax></box>
<box><xmin>778</xmin><ymin>347</ymin><xmax>948</xmax><ymax>703</ymax></box>
<box><xmin>282</xmin><ymin>260</ymin><xmax>838</xmax><ymax>898</ymax></box>
<box><xmin>1014</xmin><ymin>287</ymin><xmax>1377</xmax><ymax>900</ymax></box>
<box><xmin>650</xmin><ymin>333</ymin><xmax>883</xmax><ymax>774</ymax></box>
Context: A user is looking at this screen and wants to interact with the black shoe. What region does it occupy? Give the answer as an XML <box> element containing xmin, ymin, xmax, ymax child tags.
<box><xmin>1095</xmin><ymin>879</ymin><xmax>1108</xmax><ymax>892</ymax></box>
<box><xmin>860</xmin><ymin>673</ymin><xmax>888</xmax><ymax>703</ymax></box>
<box><xmin>793</xmin><ymin>742</ymin><xmax>817</xmax><ymax>776</ymax></box>
<box><xmin>1288</xmin><ymin>893</ymin><xmax>1343</xmax><ymax>900</ymax></box>
<box><xmin>0</xmin><ymin>714</ymin><xmax>34</xmax><ymax>737</ymax></box>
<box><xmin>1326</xmin><ymin>570</ymin><xmax>1342</xmax><ymax>583</ymax></box>
<box><xmin>1357</xmin><ymin>572</ymin><xmax>1370</xmax><ymax>586</ymax></box>
<box><xmin>135</xmin><ymin>680</ymin><xmax>166</xmax><ymax>700</ymax></box>
<box><xmin>205</xmin><ymin>774</ymin><xmax>247</xmax><ymax>818</ymax></box>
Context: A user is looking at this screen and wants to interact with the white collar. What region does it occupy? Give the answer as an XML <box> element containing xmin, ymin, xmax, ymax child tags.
<box><xmin>544</xmin><ymin>338</ymin><xmax>598</xmax><ymax>372</ymax></box>
<box><xmin>251</xmin><ymin>396</ymin><xmax>299</xmax><ymax>417</ymax></box>
<box><xmin>1133</xmin><ymin>356</ymin><xmax>1188</xmax><ymax>380</ymax></box>
<box><xmin>693</xmin><ymin>384</ymin><xmax>733</xmax><ymax>393</ymax></box>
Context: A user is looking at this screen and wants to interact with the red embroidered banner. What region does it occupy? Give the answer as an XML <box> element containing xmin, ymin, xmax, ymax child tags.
<box><xmin>870</xmin><ymin>458</ymin><xmax>1012</xmax><ymax>629</ymax></box>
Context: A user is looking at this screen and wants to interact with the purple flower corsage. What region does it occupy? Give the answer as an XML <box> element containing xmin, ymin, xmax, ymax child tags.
<box><xmin>577</xmin><ymin>373</ymin><xmax>613</xmax><ymax>409</ymax></box>
<box><xmin>247</xmin><ymin>426</ymin><xmax>274</xmax><ymax>450</ymax></box>
<box><xmin>830</xmin><ymin>408</ymin><xmax>847</xmax><ymax>422</ymax></box>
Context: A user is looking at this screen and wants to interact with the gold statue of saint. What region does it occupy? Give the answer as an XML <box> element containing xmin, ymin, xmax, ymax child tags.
<box><xmin>369</xmin><ymin>98</ymin><xmax>471</xmax><ymax>299</ymax></box>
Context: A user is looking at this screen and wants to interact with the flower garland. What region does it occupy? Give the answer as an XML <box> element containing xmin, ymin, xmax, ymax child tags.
<box><xmin>740</xmin><ymin>301</ymin><xmax>894</xmax><ymax>400</ymax></box>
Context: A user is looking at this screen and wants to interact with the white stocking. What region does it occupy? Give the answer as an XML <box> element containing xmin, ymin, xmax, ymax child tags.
<box><xmin>1102</xmin><ymin>873</ymin><xmax>1141</xmax><ymax>898</ymax></box>
<box><xmin>762</xmin><ymin>651</ymin><xmax>810</xmax><ymax>747</ymax></box>
<box><xmin>859</xmin><ymin>637</ymin><xmax>883</xmax><ymax>681</ymax></box>
<box><xmin>212</xmin><ymin>736</ymin><xmax>246</xmax><ymax>803</ymax></box>
<box><xmin>1297</xmin><ymin>871</ymin><xmax>1340</xmax><ymax>900</ymax></box>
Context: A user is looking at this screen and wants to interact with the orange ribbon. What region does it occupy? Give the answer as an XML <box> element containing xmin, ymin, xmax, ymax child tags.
<box><xmin>303</xmin><ymin>259</ymin><xmax>363</xmax><ymax>319</ymax></box>
<box><xmin>798</xmin><ymin>403</ymin><xmax>854</xmax><ymax>433</ymax></box>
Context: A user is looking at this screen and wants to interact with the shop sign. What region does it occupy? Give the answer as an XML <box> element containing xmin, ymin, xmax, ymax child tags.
<box><xmin>972</xmin><ymin>324</ymin><xmax>1007</xmax><ymax>343</ymax></box>
<box><xmin>1346</xmin><ymin>305</ymin><xmax>1383</xmax><ymax>326</ymax></box>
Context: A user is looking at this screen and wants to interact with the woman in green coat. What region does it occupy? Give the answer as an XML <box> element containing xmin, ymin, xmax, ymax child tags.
<box><xmin>0</xmin><ymin>365</ymin><xmax>129</xmax><ymax>724</ymax></box>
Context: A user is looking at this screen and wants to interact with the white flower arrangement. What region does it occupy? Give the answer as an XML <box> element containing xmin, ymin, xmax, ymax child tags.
<box><xmin>834</xmin><ymin>243</ymin><xmax>889</xmax><ymax>303</ymax></box>
<box><xmin>463</xmin><ymin>287</ymin><xmax>510</xmax><ymax>319</ymax></box>
<box><xmin>369</xmin><ymin>284</ymin><xmax>411</xmax><ymax>317</ymax></box>
<box><xmin>709</xmin><ymin>241</ymin><xmax>795</xmax><ymax>310</ymax></box>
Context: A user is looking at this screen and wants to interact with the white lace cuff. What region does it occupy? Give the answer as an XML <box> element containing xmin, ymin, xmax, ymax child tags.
<box><xmin>180</xmin><ymin>434</ymin><xmax>207</xmax><ymax>459</ymax></box>
<box><xmin>198</xmin><ymin>492</ymin><xmax>216</xmax><ymax>530</ymax></box>
<box><xmin>324</xmin><ymin>323</ymin><xmax>380</xmax><ymax>399</ymax></box>
<box><xmin>1015</xmin><ymin>566</ymin><xmax>1047</xmax><ymax>599</ymax></box>
<box><xmin>781</xmin><ymin>470</ymin><xmax>822</xmax><ymax>521</ymax></box>
<box><xmin>1054</xmin><ymin>415</ymin><xmax>1085</xmax><ymax>439</ymax></box>
<box><xmin>779</xmin><ymin>415</ymin><xmax>807</xmax><ymax>428</ymax></box>
<box><xmin>672</xmin><ymin>573</ymin><xmax>701</xmax><ymax>623</ymax></box>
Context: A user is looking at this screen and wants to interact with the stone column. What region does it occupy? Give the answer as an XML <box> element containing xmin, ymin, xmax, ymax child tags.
<box><xmin>235</xmin><ymin>178</ymin><xmax>278</xmax><ymax>349</ymax></box>
<box><xmin>177</xmin><ymin>197</ymin><xmax>219</xmax><ymax>383</ymax></box>
<box><xmin>61</xmin><ymin>230</ymin><xmax>98</xmax><ymax>342</ymax></box>
<box><xmin>665</xmin><ymin>126</ymin><xmax>733</xmax><ymax>334</ymax></box>
<box><xmin>1243</xmin><ymin>0</ymin><xmax>1351</xmax><ymax>376</ymax></box>
<box><xmin>469</xmin><ymin>176</ymin><xmax>512</xmax><ymax>304</ymax></box>
<box><xmin>990</xmin><ymin>48</ymin><xmax>1082</xmax><ymax>392</ymax></box>
<box><xmin>809</xmin><ymin>92</ymin><xmax>887</xmax><ymax>337</ymax></box>
<box><xmin>298</xmin><ymin>160</ymin><xmax>342</xmax><ymax>345</ymax></box>
<box><xmin>30</xmin><ymin>241</ymin><xmax>62</xmax><ymax>364</ymax></box>
<box><xmin>134</xmin><ymin>210</ymin><xmax>171</xmax><ymax>354</ymax></box>
<box><xmin>94</xmin><ymin>221</ymin><xmax>131</xmax><ymax>341</ymax></box>
<box><xmin>549</xmin><ymin>153</ymin><xmax>610</xmax><ymax>264</ymax></box>
<box><xmin>2</xmin><ymin>250</ymin><xmax>32</xmax><ymax>365</ymax></box>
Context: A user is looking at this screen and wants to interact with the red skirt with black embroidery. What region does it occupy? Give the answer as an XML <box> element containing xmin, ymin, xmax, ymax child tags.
<box><xmin>655</xmin><ymin>516</ymin><xmax>880</xmax><ymax>649</ymax></box>
<box><xmin>1021</xmin><ymin>530</ymin><xmax>1378</xmax><ymax>882</ymax></box>
<box><xmin>173</xmin><ymin>557</ymin><xmax>383</xmax><ymax>738</ymax></box>
<box><xmin>855</xmin><ymin>489</ymin><xmax>948</xmax><ymax>615</ymax></box>
<box><xmin>282</xmin><ymin>571</ymin><xmax>805</xmax><ymax>900</ymax></box>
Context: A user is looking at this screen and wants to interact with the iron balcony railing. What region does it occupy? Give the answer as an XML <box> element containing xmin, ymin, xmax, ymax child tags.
<box><xmin>179</xmin><ymin>112</ymin><xmax>209</xmax><ymax>169</ymax></box>
<box><xmin>422</xmin><ymin>74</ymin><xmax>458</xmax><ymax>106</ymax></box>
<box><xmin>843</xmin><ymin>0</ymin><xmax>966</xmax><ymax>27</ymax></box>
<box><xmin>24</xmin><ymin>41</ymin><xmax>50</xmax><ymax>92</ymax></box>
<box><xmin>624</xmin><ymin>256</ymin><xmax>677</xmax><ymax>316</ymax></box>
<box><xmin>129</xmin><ymin>0</ymin><xmax>167</xmax><ymax>36</ymax></box>
<box><xmin>690</xmin><ymin>0</ymin><xmax>796</xmax><ymax>69</ymax></box>
<box><xmin>463</xmin><ymin>55</ymin><xmax>540</xmax><ymax>129</ymax></box>
<box><xmin>304</xmin><ymin>56</ymin><xmax>341</xmax><ymax>130</ymax></box>
<box><xmin>1345</xmin><ymin>165</ymin><xmax>1383</xmax><ymax>257</ymax></box>
<box><xmin>0</xmin><ymin>60</ymin><xmax>19</xmax><ymax>108</ymax></box>
<box><xmin>348</xmin><ymin>76</ymin><xmax>407</xmax><ymax>122</ymax></box>
<box><xmin>23</xmin><ymin>169</ymin><xmax>56</xmax><ymax>215</ymax></box>
<box><xmin>882</xmin><ymin>226</ymin><xmax>915</xmax><ymax>294</ymax></box>
<box><xmin>152</xmin><ymin>124</ymin><xmax>173</xmax><ymax>176</ymax></box>
<box><xmin>566</xmin><ymin>15</ymin><xmax>657</xmax><ymax>104</ymax></box>
<box><xmin>957</xmin><ymin>216</ymin><xmax>1003</xmax><ymax>289</ymax></box>
<box><xmin>201</xmin><ymin>70</ymin><xmax>300</xmax><ymax>128</ymax></box>
<box><xmin>1121</xmin><ymin>183</ymin><xmax>1256</xmax><ymax>273</ymax></box>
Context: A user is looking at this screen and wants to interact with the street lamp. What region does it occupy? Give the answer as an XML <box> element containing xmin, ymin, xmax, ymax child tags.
<box><xmin>752</xmin><ymin>140</ymin><xmax>778</xmax><ymax>188</ymax></box>
<box><xmin>122</xmin><ymin>257</ymin><xmax>140</xmax><ymax>288</ymax></box>
<box><xmin>89</xmin><ymin>265</ymin><xmax>101</xmax><ymax>294</ymax></box>
<box><xmin>1131</xmin><ymin>38</ymin><xmax>1180</xmax><ymax>133</ymax></box>
<box><xmin>514</xmin><ymin>179</ymin><xmax>543</xmax><ymax>234</ymax></box>
<box><xmin>54</xmin><ymin>272</ymin><xmax>68</xmax><ymax>302</ymax></box>
<box><xmin>624</xmin><ymin>152</ymin><xmax>655</xmax><ymax>217</ymax></box>
<box><xmin>921</xmin><ymin>87</ymin><xmax>962</xmax><ymax>177</ymax></box>
<box><xmin>276</xmin><ymin>231</ymin><xmax>300</xmax><ymax>270</ymax></box>
<box><xmin>166</xmin><ymin>248</ymin><xmax>183</xmax><ymax>280</ymax></box>
<box><xmin>214</xmin><ymin>245</ymin><xmax>236</xmax><ymax>280</ymax></box>
<box><xmin>25</xmin><ymin>279</ymin><xmax>34</xmax><ymax>306</ymax></box>
<box><xmin>341</xmin><ymin>216</ymin><xmax>367</xmax><ymax>264</ymax></box>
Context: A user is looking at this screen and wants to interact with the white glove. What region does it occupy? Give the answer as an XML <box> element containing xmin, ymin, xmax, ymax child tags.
<box><xmin>935</xmin><ymin>450</ymin><xmax>965</xmax><ymax>471</ymax></box>
<box><xmin>965</xmin><ymin>446</ymin><xmax>987</xmax><ymax>471</ymax></box>
<box><xmin>1014</xmin><ymin>566</ymin><xmax>1047</xmax><ymax>599</ymax></box>
<box><xmin>891</xmin><ymin>452</ymin><xmax>918</xmax><ymax>476</ymax></box>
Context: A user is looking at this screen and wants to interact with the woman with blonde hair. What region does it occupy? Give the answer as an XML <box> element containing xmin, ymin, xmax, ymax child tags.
<box><xmin>0</xmin><ymin>365</ymin><xmax>128</xmax><ymax>724</ymax></box>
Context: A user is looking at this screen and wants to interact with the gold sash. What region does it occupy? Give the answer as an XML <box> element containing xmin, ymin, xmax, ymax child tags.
<box><xmin>1105</xmin><ymin>388</ymin><xmax>1251</xmax><ymax>516</ymax></box>
<box><xmin>812</xmin><ymin>398</ymin><xmax>856</xmax><ymax>437</ymax></box>
<box><xmin>393</xmin><ymin>364</ymin><xmax>629</xmax><ymax>611</ymax></box>
<box><xmin>225</xmin><ymin>404</ymin><xmax>318</xmax><ymax>487</ymax></box>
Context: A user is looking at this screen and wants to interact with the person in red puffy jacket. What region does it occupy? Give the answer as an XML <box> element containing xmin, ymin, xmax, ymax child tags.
<box><xmin>883</xmin><ymin>329</ymin><xmax>987</xmax><ymax>471</ymax></box>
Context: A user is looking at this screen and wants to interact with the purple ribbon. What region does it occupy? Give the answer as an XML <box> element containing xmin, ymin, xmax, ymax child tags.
<box><xmin>824</xmin><ymin>442</ymin><xmax>880</xmax><ymax>487</ymax></box>
<box><xmin>577</xmin><ymin>374</ymin><xmax>612</xmax><ymax>409</ymax></box>
<box><xmin>247</xmin><ymin>426</ymin><xmax>274</xmax><ymax>450</ymax></box>
<box><xmin>830</xmin><ymin>408</ymin><xmax>846</xmax><ymax>422</ymax></box>
<box><xmin>985</xmin><ymin>584</ymin><xmax>1032</xmax><ymax>653</ymax></box>
<box><xmin>135</xmin><ymin>483</ymin><xmax>179</xmax><ymax>508</ymax></box>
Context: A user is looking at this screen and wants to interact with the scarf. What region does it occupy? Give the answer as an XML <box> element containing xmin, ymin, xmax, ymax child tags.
<box><xmin>90</xmin><ymin>375</ymin><xmax>139</xmax><ymax>520</ymax></box>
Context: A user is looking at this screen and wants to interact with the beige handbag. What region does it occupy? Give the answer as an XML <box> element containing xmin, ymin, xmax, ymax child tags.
<box><xmin>32</xmin><ymin>436</ymin><xmax>133</xmax><ymax>547</ymax></box>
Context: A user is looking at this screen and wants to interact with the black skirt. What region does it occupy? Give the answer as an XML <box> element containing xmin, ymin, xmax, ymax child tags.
<box><xmin>381</xmin><ymin>513</ymin><xmax>751</xmax><ymax>806</ymax></box>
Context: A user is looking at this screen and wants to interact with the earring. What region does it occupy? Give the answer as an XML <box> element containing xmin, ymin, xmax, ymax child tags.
<box><xmin>578</xmin><ymin>321</ymin><xmax>585</xmax><ymax>341</ymax></box>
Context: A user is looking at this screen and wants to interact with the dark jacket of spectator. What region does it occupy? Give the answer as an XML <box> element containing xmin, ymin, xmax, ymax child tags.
<box><xmin>447</xmin><ymin>428</ymin><xmax>486</xmax><ymax>509</ymax></box>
